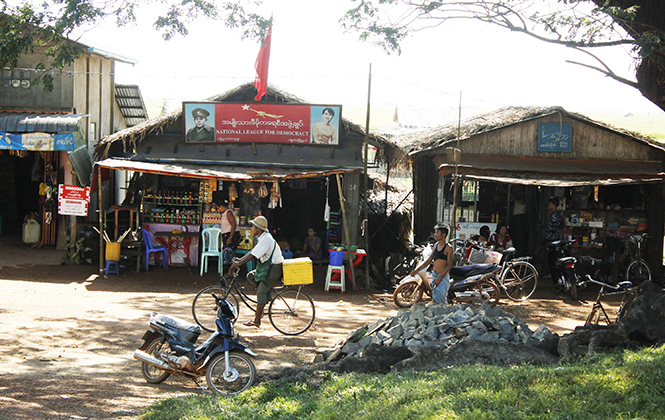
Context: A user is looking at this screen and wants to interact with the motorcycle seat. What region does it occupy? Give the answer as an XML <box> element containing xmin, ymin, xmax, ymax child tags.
<box><xmin>151</xmin><ymin>312</ymin><xmax>202</xmax><ymax>335</ymax></box>
<box><xmin>450</xmin><ymin>263</ymin><xmax>497</xmax><ymax>277</ymax></box>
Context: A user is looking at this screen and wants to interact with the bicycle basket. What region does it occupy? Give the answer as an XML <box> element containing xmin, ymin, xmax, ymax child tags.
<box><xmin>468</xmin><ymin>248</ymin><xmax>489</xmax><ymax>264</ymax></box>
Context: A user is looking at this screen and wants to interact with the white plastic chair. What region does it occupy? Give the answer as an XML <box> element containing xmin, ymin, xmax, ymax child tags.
<box><xmin>200</xmin><ymin>227</ymin><xmax>223</xmax><ymax>276</ymax></box>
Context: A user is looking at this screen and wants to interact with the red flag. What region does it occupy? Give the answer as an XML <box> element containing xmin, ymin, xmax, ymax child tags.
<box><xmin>254</xmin><ymin>24</ymin><xmax>272</xmax><ymax>101</ymax></box>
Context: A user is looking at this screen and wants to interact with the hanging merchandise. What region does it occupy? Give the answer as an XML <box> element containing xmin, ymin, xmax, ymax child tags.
<box><xmin>258</xmin><ymin>182</ymin><xmax>269</xmax><ymax>198</ymax></box>
<box><xmin>323</xmin><ymin>177</ymin><xmax>330</xmax><ymax>222</ymax></box>
<box><xmin>268</xmin><ymin>181</ymin><xmax>282</xmax><ymax>209</ymax></box>
<box><xmin>228</xmin><ymin>183</ymin><xmax>238</xmax><ymax>202</ymax></box>
<box><xmin>243</xmin><ymin>182</ymin><xmax>255</xmax><ymax>195</ymax></box>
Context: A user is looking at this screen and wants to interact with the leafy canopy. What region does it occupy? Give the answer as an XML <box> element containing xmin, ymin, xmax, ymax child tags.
<box><xmin>0</xmin><ymin>0</ymin><xmax>271</xmax><ymax>91</ymax></box>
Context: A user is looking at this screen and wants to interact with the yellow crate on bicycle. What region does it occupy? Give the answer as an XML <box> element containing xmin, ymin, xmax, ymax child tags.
<box><xmin>282</xmin><ymin>257</ymin><xmax>314</xmax><ymax>285</ymax></box>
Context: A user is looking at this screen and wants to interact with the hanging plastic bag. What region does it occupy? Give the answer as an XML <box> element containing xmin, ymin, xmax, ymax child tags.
<box><xmin>323</xmin><ymin>178</ymin><xmax>330</xmax><ymax>222</ymax></box>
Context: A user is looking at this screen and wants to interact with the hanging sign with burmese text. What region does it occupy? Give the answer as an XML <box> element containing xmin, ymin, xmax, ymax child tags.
<box><xmin>538</xmin><ymin>123</ymin><xmax>572</xmax><ymax>152</ymax></box>
<box><xmin>182</xmin><ymin>102</ymin><xmax>342</xmax><ymax>146</ymax></box>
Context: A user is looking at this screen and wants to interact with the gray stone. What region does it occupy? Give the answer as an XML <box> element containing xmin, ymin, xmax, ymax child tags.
<box><xmin>387</xmin><ymin>324</ymin><xmax>404</xmax><ymax>340</ymax></box>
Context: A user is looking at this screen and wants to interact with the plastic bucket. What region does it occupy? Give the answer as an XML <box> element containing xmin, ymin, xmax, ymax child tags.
<box><xmin>106</xmin><ymin>242</ymin><xmax>121</xmax><ymax>261</ymax></box>
<box><xmin>329</xmin><ymin>251</ymin><xmax>344</xmax><ymax>266</ymax></box>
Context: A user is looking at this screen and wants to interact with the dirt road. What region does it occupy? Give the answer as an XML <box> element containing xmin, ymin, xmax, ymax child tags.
<box><xmin>0</xmin><ymin>255</ymin><xmax>618</xmax><ymax>419</ymax></box>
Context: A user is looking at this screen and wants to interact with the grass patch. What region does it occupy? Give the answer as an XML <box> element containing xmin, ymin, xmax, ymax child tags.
<box><xmin>141</xmin><ymin>345</ymin><xmax>665</xmax><ymax>420</ymax></box>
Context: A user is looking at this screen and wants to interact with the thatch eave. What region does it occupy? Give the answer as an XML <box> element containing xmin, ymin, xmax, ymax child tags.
<box><xmin>95</xmin><ymin>82</ymin><xmax>404</xmax><ymax>165</ymax></box>
<box><xmin>393</xmin><ymin>106</ymin><xmax>664</xmax><ymax>158</ymax></box>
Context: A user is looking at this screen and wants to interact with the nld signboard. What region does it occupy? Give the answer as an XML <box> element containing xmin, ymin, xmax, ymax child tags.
<box><xmin>183</xmin><ymin>103</ymin><xmax>342</xmax><ymax>146</ymax></box>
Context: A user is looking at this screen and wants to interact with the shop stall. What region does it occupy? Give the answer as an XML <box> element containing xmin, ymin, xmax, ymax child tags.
<box><xmin>93</xmin><ymin>83</ymin><xmax>401</xmax><ymax>280</ymax></box>
<box><xmin>398</xmin><ymin>106</ymin><xmax>665</xmax><ymax>271</ymax></box>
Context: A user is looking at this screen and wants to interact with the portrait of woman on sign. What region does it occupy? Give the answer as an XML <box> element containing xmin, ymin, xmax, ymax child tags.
<box><xmin>310</xmin><ymin>106</ymin><xmax>340</xmax><ymax>145</ymax></box>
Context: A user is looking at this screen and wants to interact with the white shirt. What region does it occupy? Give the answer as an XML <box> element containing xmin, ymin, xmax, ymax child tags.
<box><xmin>251</xmin><ymin>231</ymin><xmax>284</xmax><ymax>264</ymax></box>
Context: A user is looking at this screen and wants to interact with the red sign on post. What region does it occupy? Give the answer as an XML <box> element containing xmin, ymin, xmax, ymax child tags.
<box><xmin>58</xmin><ymin>185</ymin><xmax>90</xmax><ymax>217</ymax></box>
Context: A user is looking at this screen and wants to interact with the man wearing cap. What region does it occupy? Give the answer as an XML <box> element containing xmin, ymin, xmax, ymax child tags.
<box><xmin>230</xmin><ymin>215</ymin><xmax>284</xmax><ymax>327</ymax></box>
<box><xmin>186</xmin><ymin>107</ymin><xmax>215</xmax><ymax>142</ymax></box>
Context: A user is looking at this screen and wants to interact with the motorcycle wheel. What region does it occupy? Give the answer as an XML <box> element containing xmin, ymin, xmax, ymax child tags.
<box><xmin>206</xmin><ymin>351</ymin><xmax>256</xmax><ymax>395</ymax></box>
<box><xmin>393</xmin><ymin>281</ymin><xmax>423</xmax><ymax>308</ymax></box>
<box><xmin>142</xmin><ymin>338</ymin><xmax>172</xmax><ymax>384</ymax></box>
<box><xmin>192</xmin><ymin>285</ymin><xmax>239</xmax><ymax>332</ymax></box>
<box><xmin>452</xmin><ymin>280</ymin><xmax>500</xmax><ymax>307</ymax></box>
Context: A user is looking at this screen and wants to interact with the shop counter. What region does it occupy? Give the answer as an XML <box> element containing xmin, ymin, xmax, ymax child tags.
<box><xmin>146</xmin><ymin>223</ymin><xmax>200</xmax><ymax>269</ymax></box>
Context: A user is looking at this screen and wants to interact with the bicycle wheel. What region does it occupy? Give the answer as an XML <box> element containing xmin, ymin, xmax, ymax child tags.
<box><xmin>192</xmin><ymin>285</ymin><xmax>239</xmax><ymax>332</ymax></box>
<box><xmin>626</xmin><ymin>260</ymin><xmax>651</xmax><ymax>286</ymax></box>
<box><xmin>393</xmin><ymin>281</ymin><xmax>423</xmax><ymax>308</ymax></box>
<box><xmin>268</xmin><ymin>288</ymin><xmax>316</xmax><ymax>335</ymax></box>
<box><xmin>501</xmin><ymin>261</ymin><xmax>539</xmax><ymax>301</ymax></box>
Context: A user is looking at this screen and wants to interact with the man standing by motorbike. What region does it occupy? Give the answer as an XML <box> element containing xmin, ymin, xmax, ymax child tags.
<box><xmin>410</xmin><ymin>225</ymin><xmax>453</xmax><ymax>303</ymax></box>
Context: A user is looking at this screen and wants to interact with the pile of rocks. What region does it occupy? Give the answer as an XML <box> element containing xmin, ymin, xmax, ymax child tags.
<box><xmin>321</xmin><ymin>301</ymin><xmax>556</xmax><ymax>363</ymax></box>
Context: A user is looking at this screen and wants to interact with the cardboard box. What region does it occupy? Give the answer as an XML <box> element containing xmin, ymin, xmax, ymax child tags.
<box><xmin>282</xmin><ymin>257</ymin><xmax>313</xmax><ymax>285</ymax></box>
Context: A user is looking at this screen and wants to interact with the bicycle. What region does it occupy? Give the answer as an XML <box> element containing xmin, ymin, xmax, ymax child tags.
<box><xmin>456</xmin><ymin>243</ymin><xmax>539</xmax><ymax>302</ymax></box>
<box><xmin>625</xmin><ymin>233</ymin><xmax>651</xmax><ymax>286</ymax></box>
<box><xmin>192</xmin><ymin>267</ymin><xmax>316</xmax><ymax>336</ymax></box>
<box><xmin>494</xmin><ymin>248</ymin><xmax>539</xmax><ymax>301</ymax></box>
<box><xmin>580</xmin><ymin>274</ymin><xmax>633</xmax><ymax>326</ymax></box>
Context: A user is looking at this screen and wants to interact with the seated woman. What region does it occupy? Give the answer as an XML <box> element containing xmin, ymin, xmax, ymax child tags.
<box><xmin>300</xmin><ymin>226</ymin><xmax>323</xmax><ymax>260</ymax></box>
<box><xmin>488</xmin><ymin>222</ymin><xmax>514</xmax><ymax>252</ymax></box>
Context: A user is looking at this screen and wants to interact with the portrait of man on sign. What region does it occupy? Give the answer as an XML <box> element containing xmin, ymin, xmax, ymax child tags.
<box><xmin>310</xmin><ymin>106</ymin><xmax>340</xmax><ymax>145</ymax></box>
<box><xmin>185</xmin><ymin>104</ymin><xmax>216</xmax><ymax>143</ymax></box>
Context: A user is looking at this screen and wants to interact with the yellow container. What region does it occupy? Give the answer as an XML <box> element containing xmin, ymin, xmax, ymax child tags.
<box><xmin>238</xmin><ymin>228</ymin><xmax>254</xmax><ymax>250</ymax></box>
<box><xmin>282</xmin><ymin>257</ymin><xmax>313</xmax><ymax>285</ymax></box>
<box><xmin>106</xmin><ymin>242</ymin><xmax>121</xmax><ymax>261</ymax></box>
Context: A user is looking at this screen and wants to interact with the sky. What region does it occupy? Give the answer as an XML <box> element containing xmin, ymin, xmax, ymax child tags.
<box><xmin>75</xmin><ymin>0</ymin><xmax>664</xmax><ymax>128</ymax></box>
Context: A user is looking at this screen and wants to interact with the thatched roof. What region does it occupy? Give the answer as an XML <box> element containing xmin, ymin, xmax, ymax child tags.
<box><xmin>366</xmin><ymin>171</ymin><xmax>413</xmax><ymax>215</ymax></box>
<box><xmin>95</xmin><ymin>82</ymin><xmax>405</xmax><ymax>165</ymax></box>
<box><xmin>393</xmin><ymin>106</ymin><xmax>665</xmax><ymax>157</ymax></box>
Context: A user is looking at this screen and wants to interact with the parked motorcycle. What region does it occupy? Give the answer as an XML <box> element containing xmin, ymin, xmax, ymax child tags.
<box><xmin>393</xmin><ymin>262</ymin><xmax>501</xmax><ymax>308</ymax></box>
<box><xmin>133</xmin><ymin>294</ymin><xmax>256</xmax><ymax>394</ymax></box>
<box><xmin>386</xmin><ymin>239</ymin><xmax>433</xmax><ymax>284</ymax></box>
<box><xmin>545</xmin><ymin>239</ymin><xmax>580</xmax><ymax>300</ymax></box>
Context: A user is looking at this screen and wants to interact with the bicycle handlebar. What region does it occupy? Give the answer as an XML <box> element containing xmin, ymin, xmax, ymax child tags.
<box><xmin>580</xmin><ymin>274</ymin><xmax>632</xmax><ymax>291</ymax></box>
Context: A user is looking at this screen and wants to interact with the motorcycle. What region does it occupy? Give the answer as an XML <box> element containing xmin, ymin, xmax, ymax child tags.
<box><xmin>386</xmin><ymin>239</ymin><xmax>433</xmax><ymax>284</ymax></box>
<box><xmin>133</xmin><ymin>293</ymin><xmax>256</xmax><ymax>395</ymax></box>
<box><xmin>392</xmin><ymin>262</ymin><xmax>501</xmax><ymax>308</ymax></box>
<box><xmin>545</xmin><ymin>239</ymin><xmax>581</xmax><ymax>300</ymax></box>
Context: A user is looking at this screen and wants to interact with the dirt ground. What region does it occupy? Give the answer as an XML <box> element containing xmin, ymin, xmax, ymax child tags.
<box><xmin>0</xmin><ymin>242</ymin><xmax>622</xmax><ymax>420</ymax></box>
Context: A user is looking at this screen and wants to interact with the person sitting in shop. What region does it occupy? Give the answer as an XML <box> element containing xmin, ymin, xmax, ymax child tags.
<box><xmin>230</xmin><ymin>216</ymin><xmax>284</xmax><ymax>328</ymax></box>
<box><xmin>488</xmin><ymin>222</ymin><xmax>514</xmax><ymax>252</ymax></box>
<box><xmin>470</xmin><ymin>225</ymin><xmax>491</xmax><ymax>245</ymax></box>
<box><xmin>300</xmin><ymin>225</ymin><xmax>323</xmax><ymax>260</ymax></box>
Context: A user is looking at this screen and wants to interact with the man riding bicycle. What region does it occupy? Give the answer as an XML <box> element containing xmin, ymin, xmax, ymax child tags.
<box><xmin>230</xmin><ymin>216</ymin><xmax>284</xmax><ymax>327</ymax></box>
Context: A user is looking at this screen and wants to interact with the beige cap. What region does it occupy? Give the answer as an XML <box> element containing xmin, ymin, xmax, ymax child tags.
<box><xmin>250</xmin><ymin>215</ymin><xmax>269</xmax><ymax>232</ymax></box>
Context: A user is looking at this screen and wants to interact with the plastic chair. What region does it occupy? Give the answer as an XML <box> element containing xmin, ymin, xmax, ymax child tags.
<box><xmin>325</xmin><ymin>264</ymin><xmax>346</xmax><ymax>293</ymax></box>
<box><xmin>200</xmin><ymin>227</ymin><xmax>223</xmax><ymax>276</ymax></box>
<box><xmin>141</xmin><ymin>228</ymin><xmax>168</xmax><ymax>271</ymax></box>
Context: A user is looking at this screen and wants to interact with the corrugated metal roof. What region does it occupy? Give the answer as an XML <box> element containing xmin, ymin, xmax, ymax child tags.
<box><xmin>0</xmin><ymin>112</ymin><xmax>88</xmax><ymax>133</ymax></box>
<box><xmin>115</xmin><ymin>84</ymin><xmax>149</xmax><ymax>128</ymax></box>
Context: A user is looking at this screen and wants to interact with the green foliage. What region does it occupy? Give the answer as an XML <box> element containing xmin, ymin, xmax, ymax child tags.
<box><xmin>141</xmin><ymin>345</ymin><xmax>665</xmax><ymax>419</ymax></box>
<box><xmin>63</xmin><ymin>236</ymin><xmax>92</xmax><ymax>265</ymax></box>
<box><xmin>0</xmin><ymin>0</ymin><xmax>271</xmax><ymax>91</ymax></box>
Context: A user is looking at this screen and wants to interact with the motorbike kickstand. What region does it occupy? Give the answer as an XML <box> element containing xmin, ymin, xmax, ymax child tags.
<box><xmin>190</xmin><ymin>377</ymin><xmax>208</xmax><ymax>391</ymax></box>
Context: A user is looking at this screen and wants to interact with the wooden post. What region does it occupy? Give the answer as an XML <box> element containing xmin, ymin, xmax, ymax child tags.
<box><xmin>97</xmin><ymin>165</ymin><xmax>104</xmax><ymax>274</ymax></box>
<box><xmin>336</xmin><ymin>173</ymin><xmax>357</xmax><ymax>291</ymax></box>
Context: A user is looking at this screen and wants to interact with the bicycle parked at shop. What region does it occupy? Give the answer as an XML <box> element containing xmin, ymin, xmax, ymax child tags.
<box><xmin>454</xmin><ymin>239</ymin><xmax>539</xmax><ymax>302</ymax></box>
<box><xmin>192</xmin><ymin>267</ymin><xmax>316</xmax><ymax>336</ymax></box>
<box><xmin>579</xmin><ymin>275</ymin><xmax>633</xmax><ymax>326</ymax></box>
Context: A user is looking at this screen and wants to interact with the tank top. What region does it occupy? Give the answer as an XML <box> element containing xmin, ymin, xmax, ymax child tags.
<box><xmin>220</xmin><ymin>209</ymin><xmax>238</xmax><ymax>234</ymax></box>
<box><xmin>431</xmin><ymin>243</ymin><xmax>448</xmax><ymax>261</ymax></box>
